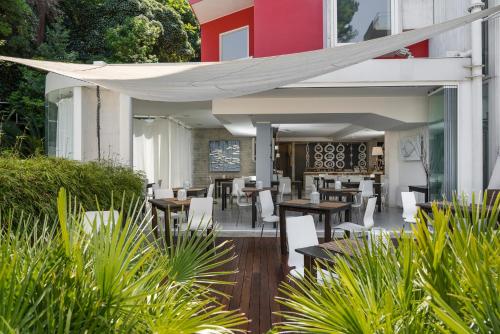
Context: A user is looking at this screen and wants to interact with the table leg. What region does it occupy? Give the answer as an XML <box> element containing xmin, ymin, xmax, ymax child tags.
<box><xmin>215</xmin><ymin>180</ymin><xmax>220</xmax><ymax>198</ymax></box>
<box><xmin>304</xmin><ymin>254</ymin><xmax>316</xmax><ymax>280</ymax></box>
<box><xmin>345</xmin><ymin>207</ymin><xmax>351</xmax><ymax>222</ymax></box>
<box><xmin>164</xmin><ymin>208</ymin><xmax>171</xmax><ymax>247</ymax></box>
<box><xmin>251</xmin><ymin>192</ymin><xmax>257</xmax><ymax>228</ymax></box>
<box><xmin>222</xmin><ymin>185</ymin><xmax>226</xmax><ymax>211</ymax></box>
<box><xmin>279</xmin><ymin>205</ymin><xmax>287</xmax><ymax>255</ymax></box>
<box><xmin>324</xmin><ymin>211</ymin><xmax>332</xmax><ymax>243</ymax></box>
<box><xmin>298</xmin><ymin>184</ymin><xmax>302</xmax><ymax>199</ymax></box>
<box><xmin>152</xmin><ymin>205</ymin><xmax>159</xmax><ymax>239</ymax></box>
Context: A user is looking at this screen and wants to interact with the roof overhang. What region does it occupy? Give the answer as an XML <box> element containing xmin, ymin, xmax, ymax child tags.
<box><xmin>190</xmin><ymin>0</ymin><xmax>254</xmax><ymax>24</ymax></box>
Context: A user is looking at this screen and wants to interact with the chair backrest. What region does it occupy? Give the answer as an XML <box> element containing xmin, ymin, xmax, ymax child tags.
<box><xmin>360</xmin><ymin>180</ymin><xmax>374</xmax><ymax>197</ymax></box>
<box><xmin>207</xmin><ymin>183</ymin><xmax>214</xmax><ymax>198</ymax></box>
<box><xmin>401</xmin><ymin>192</ymin><xmax>418</xmax><ymax>219</ymax></box>
<box><xmin>154</xmin><ymin>188</ymin><xmax>174</xmax><ymax>199</ymax></box>
<box><xmin>363</xmin><ymin>197</ymin><xmax>377</xmax><ymax>229</ymax></box>
<box><xmin>286</xmin><ymin>215</ymin><xmax>319</xmax><ymax>269</ymax></box>
<box><xmin>279</xmin><ymin>177</ymin><xmax>292</xmax><ymax>195</ymax></box>
<box><xmin>232</xmin><ymin>178</ymin><xmax>245</xmax><ymax>196</ymax></box>
<box><xmin>83</xmin><ymin>210</ymin><xmax>119</xmax><ymax>234</ymax></box>
<box><xmin>258</xmin><ymin>190</ymin><xmax>275</xmax><ymax>218</ymax></box>
<box><xmin>188</xmin><ymin>197</ymin><xmax>213</xmax><ymax>229</ymax></box>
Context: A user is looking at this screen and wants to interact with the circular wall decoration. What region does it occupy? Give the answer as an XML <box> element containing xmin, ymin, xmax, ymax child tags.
<box><xmin>336</xmin><ymin>144</ymin><xmax>345</xmax><ymax>153</ymax></box>
<box><xmin>314</xmin><ymin>160</ymin><xmax>324</xmax><ymax>168</ymax></box>
<box><xmin>336</xmin><ymin>152</ymin><xmax>345</xmax><ymax>160</ymax></box>
<box><xmin>358</xmin><ymin>143</ymin><xmax>366</xmax><ymax>152</ymax></box>
<box><xmin>358</xmin><ymin>160</ymin><xmax>367</xmax><ymax>168</ymax></box>
<box><xmin>314</xmin><ymin>152</ymin><xmax>323</xmax><ymax>161</ymax></box>
<box><xmin>314</xmin><ymin>143</ymin><xmax>323</xmax><ymax>153</ymax></box>
<box><xmin>324</xmin><ymin>143</ymin><xmax>335</xmax><ymax>153</ymax></box>
<box><xmin>324</xmin><ymin>160</ymin><xmax>335</xmax><ymax>168</ymax></box>
<box><xmin>324</xmin><ymin>152</ymin><xmax>335</xmax><ymax>161</ymax></box>
<box><xmin>336</xmin><ymin>160</ymin><xmax>345</xmax><ymax>169</ymax></box>
<box><xmin>358</xmin><ymin>152</ymin><xmax>367</xmax><ymax>160</ymax></box>
<box><xmin>305</xmin><ymin>144</ymin><xmax>310</xmax><ymax>168</ymax></box>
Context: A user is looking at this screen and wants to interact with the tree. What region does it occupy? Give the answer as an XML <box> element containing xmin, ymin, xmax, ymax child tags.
<box><xmin>337</xmin><ymin>0</ymin><xmax>359</xmax><ymax>43</ymax></box>
<box><xmin>105</xmin><ymin>15</ymin><xmax>162</xmax><ymax>63</ymax></box>
<box><xmin>0</xmin><ymin>0</ymin><xmax>35</xmax><ymax>56</ymax></box>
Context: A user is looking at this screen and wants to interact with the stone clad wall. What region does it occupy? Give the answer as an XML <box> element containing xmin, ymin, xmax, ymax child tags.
<box><xmin>191</xmin><ymin>128</ymin><xmax>256</xmax><ymax>186</ymax></box>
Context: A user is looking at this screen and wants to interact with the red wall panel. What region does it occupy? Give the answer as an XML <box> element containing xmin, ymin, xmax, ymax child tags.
<box><xmin>253</xmin><ymin>0</ymin><xmax>323</xmax><ymax>57</ymax></box>
<box><xmin>200</xmin><ymin>7</ymin><xmax>254</xmax><ymax>62</ymax></box>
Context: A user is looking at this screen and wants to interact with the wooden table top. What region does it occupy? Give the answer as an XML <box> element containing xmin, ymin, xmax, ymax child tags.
<box><xmin>296</xmin><ymin>237</ymin><xmax>399</xmax><ymax>261</ymax></box>
<box><xmin>172</xmin><ymin>187</ymin><xmax>206</xmax><ymax>192</ymax></box>
<box><xmin>319</xmin><ymin>188</ymin><xmax>360</xmax><ymax>194</ymax></box>
<box><xmin>241</xmin><ymin>187</ymin><xmax>273</xmax><ymax>193</ymax></box>
<box><xmin>149</xmin><ymin>198</ymin><xmax>191</xmax><ymax>209</ymax></box>
<box><xmin>279</xmin><ymin>199</ymin><xmax>351</xmax><ymax>211</ymax></box>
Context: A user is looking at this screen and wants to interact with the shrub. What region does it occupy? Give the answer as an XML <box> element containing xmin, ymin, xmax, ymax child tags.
<box><xmin>0</xmin><ymin>189</ymin><xmax>247</xmax><ymax>332</ymax></box>
<box><xmin>274</xmin><ymin>195</ymin><xmax>500</xmax><ymax>333</ymax></box>
<box><xmin>0</xmin><ymin>154</ymin><xmax>145</xmax><ymax>219</ymax></box>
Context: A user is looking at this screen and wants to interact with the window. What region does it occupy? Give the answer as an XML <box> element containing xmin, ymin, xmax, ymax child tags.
<box><xmin>220</xmin><ymin>26</ymin><xmax>249</xmax><ymax>61</ymax></box>
<box><xmin>328</xmin><ymin>0</ymin><xmax>397</xmax><ymax>46</ymax></box>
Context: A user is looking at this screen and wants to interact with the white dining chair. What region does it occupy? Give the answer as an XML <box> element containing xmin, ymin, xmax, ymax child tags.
<box><xmin>333</xmin><ymin>197</ymin><xmax>377</xmax><ymax>238</ymax></box>
<box><xmin>258</xmin><ymin>190</ymin><xmax>279</xmax><ymax>237</ymax></box>
<box><xmin>231</xmin><ymin>178</ymin><xmax>245</xmax><ymax>206</ymax></box>
<box><xmin>286</xmin><ymin>215</ymin><xmax>336</xmax><ymax>282</ymax></box>
<box><xmin>351</xmin><ymin>192</ymin><xmax>363</xmax><ymax>223</ymax></box>
<box><xmin>154</xmin><ymin>188</ymin><xmax>184</xmax><ymax>230</ymax></box>
<box><xmin>278</xmin><ymin>177</ymin><xmax>292</xmax><ymax>201</ymax></box>
<box><xmin>83</xmin><ymin>210</ymin><xmax>120</xmax><ymax>234</ymax></box>
<box><xmin>401</xmin><ymin>191</ymin><xmax>418</xmax><ymax>228</ymax></box>
<box><xmin>207</xmin><ymin>183</ymin><xmax>215</xmax><ymax>198</ymax></box>
<box><xmin>234</xmin><ymin>183</ymin><xmax>251</xmax><ymax>226</ymax></box>
<box><xmin>180</xmin><ymin>197</ymin><xmax>214</xmax><ymax>232</ymax></box>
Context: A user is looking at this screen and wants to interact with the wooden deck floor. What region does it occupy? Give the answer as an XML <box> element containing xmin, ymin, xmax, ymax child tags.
<box><xmin>216</xmin><ymin>237</ymin><xmax>288</xmax><ymax>334</ymax></box>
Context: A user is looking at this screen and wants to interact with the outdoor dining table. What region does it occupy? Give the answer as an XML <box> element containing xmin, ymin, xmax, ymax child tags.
<box><xmin>295</xmin><ymin>237</ymin><xmax>398</xmax><ymax>279</ymax></box>
<box><xmin>172</xmin><ymin>187</ymin><xmax>207</xmax><ymax>197</ymax></box>
<box><xmin>241</xmin><ymin>187</ymin><xmax>276</xmax><ymax>228</ymax></box>
<box><xmin>214</xmin><ymin>177</ymin><xmax>233</xmax><ymax>198</ymax></box>
<box><xmin>319</xmin><ymin>188</ymin><xmax>360</xmax><ymax>202</ymax></box>
<box><xmin>278</xmin><ymin>199</ymin><xmax>352</xmax><ymax>255</ymax></box>
<box><xmin>149</xmin><ymin>197</ymin><xmax>191</xmax><ymax>244</ymax></box>
<box><xmin>220</xmin><ymin>181</ymin><xmax>233</xmax><ymax>211</ymax></box>
<box><xmin>409</xmin><ymin>185</ymin><xmax>429</xmax><ymax>202</ymax></box>
<box><xmin>292</xmin><ymin>180</ymin><xmax>303</xmax><ymax>199</ymax></box>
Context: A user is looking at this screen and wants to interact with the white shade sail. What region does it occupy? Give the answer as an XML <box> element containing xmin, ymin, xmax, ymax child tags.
<box><xmin>1</xmin><ymin>5</ymin><xmax>499</xmax><ymax>102</ymax></box>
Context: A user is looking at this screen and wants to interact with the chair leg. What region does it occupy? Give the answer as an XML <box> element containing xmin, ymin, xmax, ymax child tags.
<box><xmin>236</xmin><ymin>206</ymin><xmax>240</xmax><ymax>226</ymax></box>
<box><xmin>260</xmin><ymin>222</ymin><xmax>265</xmax><ymax>238</ymax></box>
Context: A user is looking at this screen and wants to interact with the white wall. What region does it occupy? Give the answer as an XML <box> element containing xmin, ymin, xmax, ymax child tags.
<box><xmin>429</xmin><ymin>0</ymin><xmax>471</xmax><ymax>57</ymax></box>
<box><xmin>385</xmin><ymin>128</ymin><xmax>428</xmax><ymax>207</ymax></box>
<box><xmin>81</xmin><ymin>87</ymin><xmax>130</xmax><ymax>164</ymax></box>
<box><xmin>401</xmin><ymin>0</ymin><xmax>434</xmax><ymax>30</ymax></box>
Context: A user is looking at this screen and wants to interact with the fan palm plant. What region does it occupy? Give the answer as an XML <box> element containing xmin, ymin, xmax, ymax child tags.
<box><xmin>0</xmin><ymin>188</ymin><xmax>247</xmax><ymax>333</ymax></box>
<box><xmin>273</xmin><ymin>194</ymin><xmax>499</xmax><ymax>333</ymax></box>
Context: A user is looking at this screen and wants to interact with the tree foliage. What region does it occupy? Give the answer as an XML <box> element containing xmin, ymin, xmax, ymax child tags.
<box><xmin>0</xmin><ymin>0</ymin><xmax>200</xmax><ymax>155</ymax></box>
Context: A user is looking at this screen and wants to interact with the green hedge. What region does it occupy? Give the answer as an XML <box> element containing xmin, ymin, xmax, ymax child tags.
<box><xmin>0</xmin><ymin>155</ymin><xmax>144</xmax><ymax>218</ymax></box>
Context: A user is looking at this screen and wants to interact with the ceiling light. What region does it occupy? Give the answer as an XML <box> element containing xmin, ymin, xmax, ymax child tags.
<box><xmin>144</xmin><ymin>118</ymin><xmax>155</xmax><ymax>124</ymax></box>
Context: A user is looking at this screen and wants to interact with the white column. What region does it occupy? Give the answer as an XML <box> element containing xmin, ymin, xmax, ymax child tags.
<box><xmin>72</xmin><ymin>86</ymin><xmax>83</xmax><ymax>161</ymax></box>
<box><xmin>256</xmin><ymin>122</ymin><xmax>273</xmax><ymax>187</ymax></box>
<box><xmin>469</xmin><ymin>0</ymin><xmax>484</xmax><ymax>191</ymax></box>
<box><xmin>488</xmin><ymin>0</ymin><xmax>500</xmax><ymax>177</ymax></box>
<box><xmin>457</xmin><ymin>81</ymin><xmax>473</xmax><ymax>198</ymax></box>
<box><xmin>119</xmin><ymin>94</ymin><xmax>133</xmax><ymax>167</ymax></box>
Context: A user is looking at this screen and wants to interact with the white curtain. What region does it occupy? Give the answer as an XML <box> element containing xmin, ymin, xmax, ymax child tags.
<box><xmin>133</xmin><ymin>118</ymin><xmax>192</xmax><ymax>188</ymax></box>
<box><xmin>169</xmin><ymin>121</ymin><xmax>192</xmax><ymax>187</ymax></box>
<box><xmin>56</xmin><ymin>97</ymin><xmax>73</xmax><ymax>158</ymax></box>
<box><xmin>133</xmin><ymin>119</ymin><xmax>169</xmax><ymax>185</ymax></box>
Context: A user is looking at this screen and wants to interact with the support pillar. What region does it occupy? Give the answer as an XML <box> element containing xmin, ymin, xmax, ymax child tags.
<box><xmin>469</xmin><ymin>0</ymin><xmax>484</xmax><ymax>191</ymax></box>
<box><xmin>488</xmin><ymin>0</ymin><xmax>500</xmax><ymax>179</ymax></box>
<box><xmin>256</xmin><ymin>122</ymin><xmax>273</xmax><ymax>187</ymax></box>
<box><xmin>72</xmin><ymin>87</ymin><xmax>82</xmax><ymax>161</ymax></box>
<box><xmin>119</xmin><ymin>94</ymin><xmax>133</xmax><ymax>167</ymax></box>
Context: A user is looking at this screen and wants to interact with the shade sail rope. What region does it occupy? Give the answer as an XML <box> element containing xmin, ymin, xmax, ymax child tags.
<box><xmin>1</xmin><ymin>5</ymin><xmax>499</xmax><ymax>102</ymax></box>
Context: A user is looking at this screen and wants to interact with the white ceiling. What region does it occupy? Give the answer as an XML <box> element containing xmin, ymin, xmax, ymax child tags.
<box><xmin>132</xmin><ymin>99</ymin><xmax>221</xmax><ymax>128</ymax></box>
<box><xmin>277</xmin><ymin>123</ymin><xmax>351</xmax><ymax>137</ymax></box>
